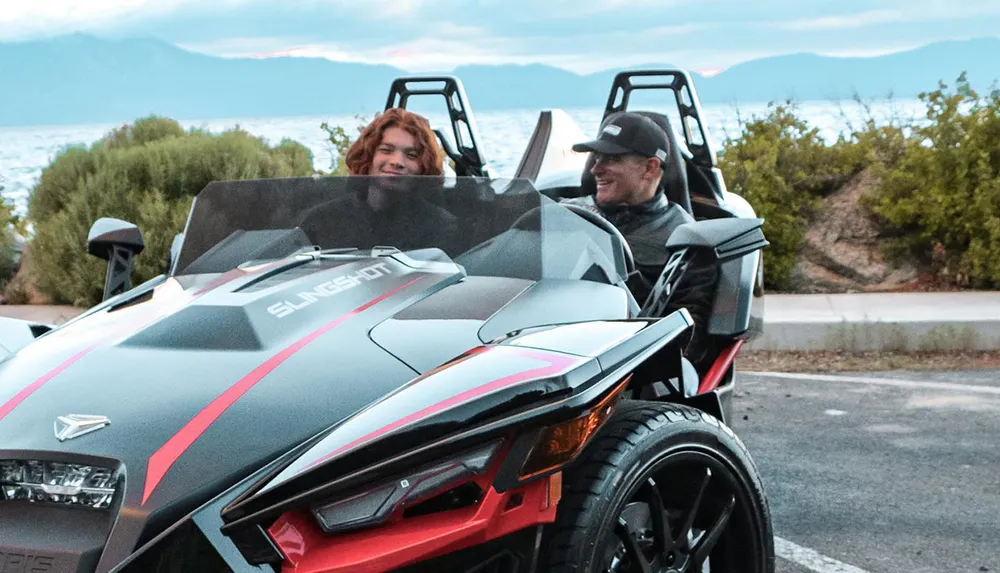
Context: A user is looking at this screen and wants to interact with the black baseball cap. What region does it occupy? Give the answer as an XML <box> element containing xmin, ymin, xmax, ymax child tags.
<box><xmin>572</xmin><ymin>112</ymin><xmax>669</xmax><ymax>162</ymax></box>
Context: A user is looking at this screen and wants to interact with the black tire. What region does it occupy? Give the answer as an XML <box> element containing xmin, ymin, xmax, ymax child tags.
<box><xmin>541</xmin><ymin>401</ymin><xmax>775</xmax><ymax>573</ymax></box>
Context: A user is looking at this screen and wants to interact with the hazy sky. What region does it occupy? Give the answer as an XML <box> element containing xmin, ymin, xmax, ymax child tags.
<box><xmin>2</xmin><ymin>0</ymin><xmax>999</xmax><ymax>73</ymax></box>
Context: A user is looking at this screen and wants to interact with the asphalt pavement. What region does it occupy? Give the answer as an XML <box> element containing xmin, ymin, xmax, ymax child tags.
<box><xmin>730</xmin><ymin>368</ymin><xmax>1000</xmax><ymax>573</ymax></box>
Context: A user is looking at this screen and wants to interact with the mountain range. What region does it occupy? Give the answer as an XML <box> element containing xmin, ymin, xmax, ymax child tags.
<box><xmin>1</xmin><ymin>34</ymin><xmax>998</xmax><ymax>127</ymax></box>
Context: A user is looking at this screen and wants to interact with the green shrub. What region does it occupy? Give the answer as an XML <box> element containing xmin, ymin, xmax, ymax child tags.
<box><xmin>865</xmin><ymin>74</ymin><xmax>1000</xmax><ymax>287</ymax></box>
<box><xmin>321</xmin><ymin>122</ymin><xmax>353</xmax><ymax>175</ymax></box>
<box><xmin>29</xmin><ymin>146</ymin><xmax>98</xmax><ymax>223</ymax></box>
<box><xmin>321</xmin><ymin>115</ymin><xmax>369</xmax><ymax>175</ymax></box>
<box><xmin>834</xmin><ymin>97</ymin><xmax>911</xmax><ymax>170</ymax></box>
<box><xmin>0</xmin><ymin>179</ymin><xmax>16</xmax><ymax>288</ymax></box>
<box><xmin>28</xmin><ymin>116</ymin><xmax>315</xmax><ymax>307</ymax></box>
<box><xmin>718</xmin><ymin>102</ymin><xmax>867</xmax><ymax>289</ymax></box>
<box><xmin>719</xmin><ymin>74</ymin><xmax>1000</xmax><ymax>291</ymax></box>
<box><xmin>102</xmin><ymin>115</ymin><xmax>185</xmax><ymax>149</ymax></box>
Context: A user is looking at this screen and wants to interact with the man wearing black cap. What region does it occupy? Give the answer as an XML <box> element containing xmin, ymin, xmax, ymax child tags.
<box><xmin>562</xmin><ymin>112</ymin><xmax>719</xmax><ymax>368</ymax></box>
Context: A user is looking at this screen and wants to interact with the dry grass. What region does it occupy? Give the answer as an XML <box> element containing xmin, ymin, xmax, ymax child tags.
<box><xmin>737</xmin><ymin>350</ymin><xmax>1000</xmax><ymax>373</ymax></box>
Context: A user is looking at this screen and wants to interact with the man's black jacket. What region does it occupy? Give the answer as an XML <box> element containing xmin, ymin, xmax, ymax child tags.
<box><xmin>561</xmin><ymin>191</ymin><xmax>719</xmax><ymax>366</ymax></box>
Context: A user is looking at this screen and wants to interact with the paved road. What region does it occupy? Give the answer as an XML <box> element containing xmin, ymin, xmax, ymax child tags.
<box><xmin>730</xmin><ymin>369</ymin><xmax>1000</xmax><ymax>573</ymax></box>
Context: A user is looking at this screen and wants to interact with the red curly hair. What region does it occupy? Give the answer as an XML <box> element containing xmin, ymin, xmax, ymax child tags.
<box><xmin>345</xmin><ymin>108</ymin><xmax>444</xmax><ymax>176</ymax></box>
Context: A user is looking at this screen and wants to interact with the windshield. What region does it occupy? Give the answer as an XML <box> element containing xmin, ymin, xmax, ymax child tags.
<box><xmin>172</xmin><ymin>175</ymin><xmax>627</xmax><ymax>285</ymax></box>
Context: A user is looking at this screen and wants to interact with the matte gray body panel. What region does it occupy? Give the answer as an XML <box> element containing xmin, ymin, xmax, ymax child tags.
<box><xmin>370</xmin><ymin>277</ymin><xmax>631</xmax><ymax>373</ymax></box>
<box><xmin>370</xmin><ymin>276</ymin><xmax>533</xmax><ymax>372</ymax></box>
<box><xmin>369</xmin><ymin>319</ymin><xmax>488</xmax><ymax>374</ymax></box>
<box><xmin>479</xmin><ymin>279</ymin><xmax>630</xmax><ymax>343</ymax></box>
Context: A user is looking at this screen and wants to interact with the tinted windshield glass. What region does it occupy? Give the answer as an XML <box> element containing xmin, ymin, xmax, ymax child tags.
<box><xmin>173</xmin><ymin>175</ymin><xmax>625</xmax><ymax>284</ymax></box>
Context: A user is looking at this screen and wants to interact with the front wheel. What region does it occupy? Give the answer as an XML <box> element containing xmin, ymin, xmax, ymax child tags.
<box><xmin>541</xmin><ymin>401</ymin><xmax>774</xmax><ymax>572</ymax></box>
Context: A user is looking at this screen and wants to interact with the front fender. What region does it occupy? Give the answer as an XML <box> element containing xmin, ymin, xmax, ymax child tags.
<box><xmin>218</xmin><ymin>310</ymin><xmax>693</xmax><ymax>524</ymax></box>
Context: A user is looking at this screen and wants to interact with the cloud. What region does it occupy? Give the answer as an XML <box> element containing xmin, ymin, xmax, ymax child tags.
<box><xmin>179</xmin><ymin>36</ymin><xmax>362</xmax><ymax>61</ymax></box>
<box><xmin>306</xmin><ymin>23</ymin><xmax>718</xmax><ymax>73</ymax></box>
<box><xmin>210</xmin><ymin>27</ymin><xmax>770</xmax><ymax>75</ymax></box>
<box><xmin>775</xmin><ymin>9</ymin><xmax>904</xmax><ymax>31</ymax></box>
<box><xmin>0</xmin><ymin>0</ymin><xmax>207</xmax><ymax>40</ymax></box>
<box><xmin>3</xmin><ymin>0</ymin><xmax>999</xmax><ymax>75</ymax></box>
<box><xmin>772</xmin><ymin>3</ymin><xmax>1000</xmax><ymax>31</ymax></box>
<box><xmin>0</xmin><ymin>0</ymin><xmax>404</xmax><ymax>41</ymax></box>
<box><xmin>367</xmin><ymin>0</ymin><xmax>429</xmax><ymax>19</ymax></box>
<box><xmin>524</xmin><ymin>0</ymin><xmax>691</xmax><ymax>18</ymax></box>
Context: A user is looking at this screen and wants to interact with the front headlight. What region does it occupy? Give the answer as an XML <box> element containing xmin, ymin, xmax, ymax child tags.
<box><xmin>0</xmin><ymin>459</ymin><xmax>120</xmax><ymax>509</ymax></box>
<box><xmin>310</xmin><ymin>440</ymin><xmax>500</xmax><ymax>534</ymax></box>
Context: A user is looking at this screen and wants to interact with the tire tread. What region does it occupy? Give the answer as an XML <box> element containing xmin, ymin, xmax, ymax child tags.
<box><xmin>541</xmin><ymin>400</ymin><xmax>772</xmax><ymax>573</ymax></box>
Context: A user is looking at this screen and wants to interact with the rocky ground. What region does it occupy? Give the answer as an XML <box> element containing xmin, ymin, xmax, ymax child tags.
<box><xmin>1</xmin><ymin>245</ymin><xmax>51</xmax><ymax>305</ymax></box>
<box><xmin>785</xmin><ymin>168</ymin><xmax>922</xmax><ymax>294</ymax></box>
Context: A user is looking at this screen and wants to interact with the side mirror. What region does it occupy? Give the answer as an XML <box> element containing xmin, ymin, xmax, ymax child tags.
<box><xmin>640</xmin><ymin>217</ymin><xmax>768</xmax><ymax>319</ymax></box>
<box><xmin>87</xmin><ymin>217</ymin><xmax>145</xmax><ymax>301</ymax></box>
<box><xmin>666</xmin><ymin>218</ymin><xmax>769</xmax><ymax>264</ymax></box>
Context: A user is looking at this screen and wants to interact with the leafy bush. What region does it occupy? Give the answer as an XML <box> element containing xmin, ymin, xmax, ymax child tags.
<box><xmin>719</xmin><ymin>74</ymin><xmax>1000</xmax><ymax>291</ymax></box>
<box><xmin>321</xmin><ymin>115</ymin><xmax>369</xmax><ymax>175</ymax></box>
<box><xmin>102</xmin><ymin>116</ymin><xmax>186</xmax><ymax>150</ymax></box>
<box><xmin>0</xmin><ymin>179</ymin><xmax>17</xmax><ymax>288</ymax></box>
<box><xmin>321</xmin><ymin>122</ymin><xmax>353</xmax><ymax>175</ymax></box>
<box><xmin>864</xmin><ymin>74</ymin><xmax>1000</xmax><ymax>287</ymax></box>
<box><xmin>27</xmin><ymin>116</ymin><xmax>315</xmax><ymax>307</ymax></box>
<box><xmin>29</xmin><ymin>146</ymin><xmax>99</xmax><ymax>224</ymax></box>
<box><xmin>717</xmin><ymin>102</ymin><xmax>868</xmax><ymax>289</ymax></box>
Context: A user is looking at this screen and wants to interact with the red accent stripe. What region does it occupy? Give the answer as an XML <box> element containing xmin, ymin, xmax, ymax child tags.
<box><xmin>697</xmin><ymin>339</ymin><xmax>745</xmax><ymax>394</ymax></box>
<box><xmin>0</xmin><ymin>264</ymin><xmax>271</xmax><ymax>423</ymax></box>
<box><xmin>141</xmin><ymin>276</ymin><xmax>427</xmax><ymax>505</ymax></box>
<box><xmin>0</xmin><ymin>346</ymin><xmax>98</xmax><ymax>422</ymax></box>
<box><xmin>305</xmin><ymin>348</ymin><xmax>580</xmax><ymax>470</ymax></box>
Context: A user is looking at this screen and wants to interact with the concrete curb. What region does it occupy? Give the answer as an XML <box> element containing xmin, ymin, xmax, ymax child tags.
<box><xmin>746</xmin><ymin>292</ymin><xmax>1000</xmax><ymax>352</ymax></box>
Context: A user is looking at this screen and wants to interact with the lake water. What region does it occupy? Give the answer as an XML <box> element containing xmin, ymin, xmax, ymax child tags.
<box><xmin>0</xmin><ymin>99</ymin><xmax>927</xmax><ymax>217</ymax></box>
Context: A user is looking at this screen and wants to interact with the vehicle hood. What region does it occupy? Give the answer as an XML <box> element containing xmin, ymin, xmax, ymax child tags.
<box><xmin>0</xmin><ymin>254</ymin><xmax>461</xmax><ymax>552</ymax></box>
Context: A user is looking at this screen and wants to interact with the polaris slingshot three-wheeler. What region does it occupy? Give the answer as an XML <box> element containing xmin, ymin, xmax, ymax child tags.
<box><xmin>0</xmin><ymin>71</ymin><xmax>774</xmax><ymax>573</ymax></box>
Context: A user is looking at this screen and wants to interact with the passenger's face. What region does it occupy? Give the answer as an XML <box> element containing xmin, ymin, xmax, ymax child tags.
<box><xmin>370</xmin><ymin>127</ymin><xmax>422</xmax><ymax>176</ymax></box>
<box><xmin>590</xmin><ymin>152</ymin><xmax>655</xmax><ymax>204</ymax></box>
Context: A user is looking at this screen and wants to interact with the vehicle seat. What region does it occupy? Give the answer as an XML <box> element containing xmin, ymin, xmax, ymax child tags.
<box><xmin>579</xmin><ymin>111</ymin><xmax>693</xmax><ymax>216</ymax></box>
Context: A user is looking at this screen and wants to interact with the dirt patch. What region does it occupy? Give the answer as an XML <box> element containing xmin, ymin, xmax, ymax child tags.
<box><xmin>786</xmin><ymin>169</ymin><xmax>920</xmax><ymax>293</ymax></box>
<box><xmin>1</xmin><ymin>244</ymin><xmax>53</xmax><ymax>305</ymax></box>
<box><xmin>737</xmin><ymin>350</ymin><xmax>1000</xmax><ymax>373</ymax></box>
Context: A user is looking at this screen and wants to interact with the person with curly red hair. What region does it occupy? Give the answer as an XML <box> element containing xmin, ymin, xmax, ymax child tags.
<box><xmin>345</xmin><ymin>108</ymin><xmax>444</xmax><ymax>176</ymax></box>
<box><xmin>298</xmin><ymin>108</ymin><xmax>458</xmax><ymax>253</ymax></box>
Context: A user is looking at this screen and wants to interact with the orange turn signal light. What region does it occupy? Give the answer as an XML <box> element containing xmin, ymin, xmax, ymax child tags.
<box><xmin>519</xmin><ymin>377</ymin><xmax>629</xmax><ymax>480</ymax></box>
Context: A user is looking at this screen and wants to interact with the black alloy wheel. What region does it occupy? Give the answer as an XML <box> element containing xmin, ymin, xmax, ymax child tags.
<box><xmin>541</xmin><ymin>401</ymin><xmax>774</xmax><ymax>573</ymax></box>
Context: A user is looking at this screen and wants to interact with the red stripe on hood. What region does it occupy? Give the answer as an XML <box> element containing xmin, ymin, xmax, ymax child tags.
<box><xmin>0</xmin><ymin>263</ymin><xmax>281</xmax><ymax>424</ymax></box>
<box><xmin>304</xmin><ymin>347</ymin><xmax>581</xmax><ymax>471</ymax></box>
<box><xmin>141</xmin><ymin>276</ymin><xmax>427</xmax><ymax>505</ymax></box>
<box><xmin>0</xmin><ymin>346</ymin><xmax>97</xmax><ymax>422</ymax></box>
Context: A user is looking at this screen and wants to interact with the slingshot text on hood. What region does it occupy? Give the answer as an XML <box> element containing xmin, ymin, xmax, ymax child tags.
<box><xmin>267</xmin><ymin>262</ymin><xmax>393</xmax><ymax>319</ymax></box>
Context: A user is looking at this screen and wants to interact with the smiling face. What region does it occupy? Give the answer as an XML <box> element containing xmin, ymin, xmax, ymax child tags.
<box><xmin>369</xmin><ymin>126</ymin><xmax>423</xmax><ymax>176</ymax></box>
<box><xmin>590</xmin><ymin>152</ymin><xmax>661</xmax><ymax>205</ymax></box>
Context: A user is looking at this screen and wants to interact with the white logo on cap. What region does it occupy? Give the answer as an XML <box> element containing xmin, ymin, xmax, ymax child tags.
<box><xmin>602</xmin><ymin>124</ymin><xmax>622</xmax><ymax>136</ymax></box>
<box><xmin>655</xmin><ymin>149</ymin><xmax>667</xmax><ymax>161</ymax></box>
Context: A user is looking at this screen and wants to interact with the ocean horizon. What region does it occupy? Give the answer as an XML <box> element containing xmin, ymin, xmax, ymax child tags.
<box><xmin>0</xmin><ymin>98</ymin><xmax>928</xmax><ymax>217</ymax></box>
